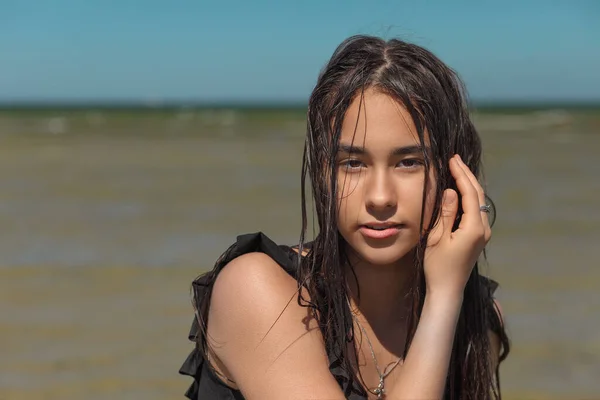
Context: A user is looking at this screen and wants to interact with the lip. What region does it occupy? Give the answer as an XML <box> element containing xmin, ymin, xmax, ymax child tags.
<box><xmin>359</xmin><ymin>223</ymin><xmax>404</xmax><ymax>239</ymax></box>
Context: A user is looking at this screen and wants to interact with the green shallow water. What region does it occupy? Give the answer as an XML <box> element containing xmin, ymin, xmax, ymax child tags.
<box><xmin>0</xmin><ymin>109</ymin><xmax>598</xmax><ymax>399</ymax></box>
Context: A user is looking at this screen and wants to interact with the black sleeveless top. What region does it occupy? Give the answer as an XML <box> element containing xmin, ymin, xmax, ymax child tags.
<box><xmin>179</xmin><ymin>232</ymin><xmax>502</xmax><ymax>399</ymax></box>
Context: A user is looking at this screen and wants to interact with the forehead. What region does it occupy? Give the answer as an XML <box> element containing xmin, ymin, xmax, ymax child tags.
<box><xmin>340</xmin><ymin>88</ymin><xmax>424</xmax><ymax>149</ymax></box>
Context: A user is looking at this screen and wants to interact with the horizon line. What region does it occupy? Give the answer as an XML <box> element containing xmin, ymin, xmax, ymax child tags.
<box><xmin>1</xmin><ymin>98</ymin><xmax>599</xmax><ymax>111</ymax></box>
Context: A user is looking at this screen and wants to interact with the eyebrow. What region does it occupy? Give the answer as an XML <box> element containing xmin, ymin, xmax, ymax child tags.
<box><xmin>338</xmin><ymin>143</ymin><xmax>427</xmax><ymax>157</ymax></box>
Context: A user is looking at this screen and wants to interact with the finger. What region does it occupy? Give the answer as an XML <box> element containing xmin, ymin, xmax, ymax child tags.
<box><xmin>455</xmin><ymin>155</ymin><xmax>489</xmax><ymax>228</ymax></box>
<box><xmin>427</xmin><ymin>189</ymin><xmax>458</xmax><ymax>246</ymax></box>
<box><xmin>440</xmin><ymin>188</ymin><xmax>458</xmax><ymax>235</ymax></box>
<box><xmin>455</xmin><ymin>156</ymin><xmax>492</xmax><ymax>243</ymax></box>
<box><xmin>450</xmin><ymin>155</ymin><xmax>483</xmax><ymax>231</ymax></box>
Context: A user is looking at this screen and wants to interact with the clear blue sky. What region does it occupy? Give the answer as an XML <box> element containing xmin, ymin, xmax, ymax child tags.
<box><xmin>1</xmin><ymin>1</ymin><xmax>599</xmax><ymax>103</ymax></box>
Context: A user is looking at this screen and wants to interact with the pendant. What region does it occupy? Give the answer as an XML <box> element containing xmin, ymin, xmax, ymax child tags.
<box><xmin>372</xmin><ymin>378</ymin><xmax>385</xmax><ymax>399</ymax></box>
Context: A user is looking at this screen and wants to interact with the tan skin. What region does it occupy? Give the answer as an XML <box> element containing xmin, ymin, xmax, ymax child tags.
<box><xmin>206</xmin><ymin>89</ymin><xmax>503</xmax><ymax>399</ymax></box>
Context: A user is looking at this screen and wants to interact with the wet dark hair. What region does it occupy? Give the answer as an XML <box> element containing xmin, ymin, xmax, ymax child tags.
<box><xmin>297</xmin><ymin>35</ymin><xmax>510</xmax><ymax>399</ymax></box>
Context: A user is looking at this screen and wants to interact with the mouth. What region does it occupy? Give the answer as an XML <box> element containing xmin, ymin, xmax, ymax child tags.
<box><xmin>359</xmin><ymin>223</ymin><xmax>404</xmax><ymax>239</ymax></box>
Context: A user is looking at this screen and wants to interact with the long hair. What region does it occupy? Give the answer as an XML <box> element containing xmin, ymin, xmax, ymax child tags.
<box><xmin>297</xmin><ymin>35</ymin><xmax>510</xmax><ymax>399</ymax></box>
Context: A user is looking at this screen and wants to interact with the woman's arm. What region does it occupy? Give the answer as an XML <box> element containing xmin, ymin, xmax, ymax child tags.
<box><xmin>386</xmin><ymin>155</ymin><xmax>496</xmax><ymax>399</ymax></box>
<box><xmin>206</xmin><ymin>252</ymin><xmax>346</xmax><ymax>400</ymax></box>
<box><xmin>386</xmin><ymin>291</ymin><xmax>463</xmax><ymax>399</ymax></box>
<box><xmin>386</xmin><ymin>294</ymin><xmax>505</xmax><ymax>400</ymax></box>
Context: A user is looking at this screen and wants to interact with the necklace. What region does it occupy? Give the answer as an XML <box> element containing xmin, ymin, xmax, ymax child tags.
<box><xmin>349</xmin><ymin>305</ymin><xmax>403</xmax><ymax>399</ymax></box>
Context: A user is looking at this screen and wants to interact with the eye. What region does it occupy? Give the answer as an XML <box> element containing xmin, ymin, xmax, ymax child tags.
<box><xmin>397</xmin><ymin>158</ymin><xmax>423</xmax><ymax>169</ymax></box>
<box><xmin>340</xmin><ymin>159</ymin><xmax>364</xmax><ymax>171</ymax></box>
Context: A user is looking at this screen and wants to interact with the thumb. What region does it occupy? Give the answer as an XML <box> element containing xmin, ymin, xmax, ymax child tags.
<box><xmin>427</xmin><ymin>188</ymin><xmax>459</xmax><ymax>246</ymax></box>
<box><xmin>440</xmin><ymin>188</ymin><xmax>458</xmax><ymax>236</ymax></box>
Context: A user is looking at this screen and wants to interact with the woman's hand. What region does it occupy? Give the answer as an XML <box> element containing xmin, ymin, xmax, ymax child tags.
<box><xmin>424</xmin><ymin>154</ymin><xmax>491</xmax><ymax>297</ymax></box>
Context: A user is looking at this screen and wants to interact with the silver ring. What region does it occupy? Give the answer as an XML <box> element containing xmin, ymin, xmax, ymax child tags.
<box><xmin>480</xmin><ymin>204</ymin><xmax>491</xmax><ymax>213</ymax></box>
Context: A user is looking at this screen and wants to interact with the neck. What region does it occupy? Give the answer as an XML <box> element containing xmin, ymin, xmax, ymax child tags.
<box><xmin>344</xmin><ymin>249</ymin><xmax>414</xmax><ymax>330</ymax></box>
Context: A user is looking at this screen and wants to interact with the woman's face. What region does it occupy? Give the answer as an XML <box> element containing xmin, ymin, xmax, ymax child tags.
<box><xmin>336</xmin><ymin>88</ymin><xmax>437</xmax><ymax>267</ymax></box>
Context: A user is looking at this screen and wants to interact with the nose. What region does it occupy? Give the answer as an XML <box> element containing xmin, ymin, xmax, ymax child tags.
<box><xmin>365</xmin><ymin>169</ymin><xmax>397</xmax><ymax>211</ymax></box>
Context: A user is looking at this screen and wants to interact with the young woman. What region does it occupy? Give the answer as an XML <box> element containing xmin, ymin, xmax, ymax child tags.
<box><xmin>180</xmin><ymin>35</ymin><xmax>510</xmax><ymax>399</ymax></box>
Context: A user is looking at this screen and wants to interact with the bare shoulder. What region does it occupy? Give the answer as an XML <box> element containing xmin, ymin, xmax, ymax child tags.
<box><xmin>207</xmin><ymin>252</ymin><xmax>344</xmax><ymax>400</ymax></box>
<box><xmin>209</xmin><ymin>251</ymin><xmax>301</xmax><ymax>321</ymax></box>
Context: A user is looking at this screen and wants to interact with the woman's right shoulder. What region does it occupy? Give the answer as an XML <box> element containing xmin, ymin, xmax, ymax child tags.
<box><xmin>210</xmin><ymin>250</ymin><xmax>300</xmax><ymax>311</ymax></box>
<box><xmin>192</xmin><ymin>232</ymin><xmax>303</xmax><ymax>326</ymax></box>
<box><xmin>204</xmin><ymin>233</ymin><xmax>310</xmax><ymax>344</ymax></box>
<box><xmin>205</xmin><ymin>249</ymin><xmax>345</xmax><ymax>399</ymax></box>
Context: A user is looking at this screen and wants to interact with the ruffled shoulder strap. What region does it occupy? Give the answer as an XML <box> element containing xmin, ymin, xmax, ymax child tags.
<box><xmin>179</xmin><ymin>232</ymin><xmax>298</xmax><ymax>399</ymax></box>
<box><xmin>479</xmin><ymin>275</ymin><xmax>499</xmax><ymax>295</ymax></box>
<box><xmin>479</xmin><ymin>274</ymin><xmax>508</xmax><ymax>352</ymax></box>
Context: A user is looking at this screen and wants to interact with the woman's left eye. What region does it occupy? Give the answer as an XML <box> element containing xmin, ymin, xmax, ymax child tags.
<box><xmin>398</xmin><ymin>158</ymin><xmax>423</xmax><ymax>168</ymax></box>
